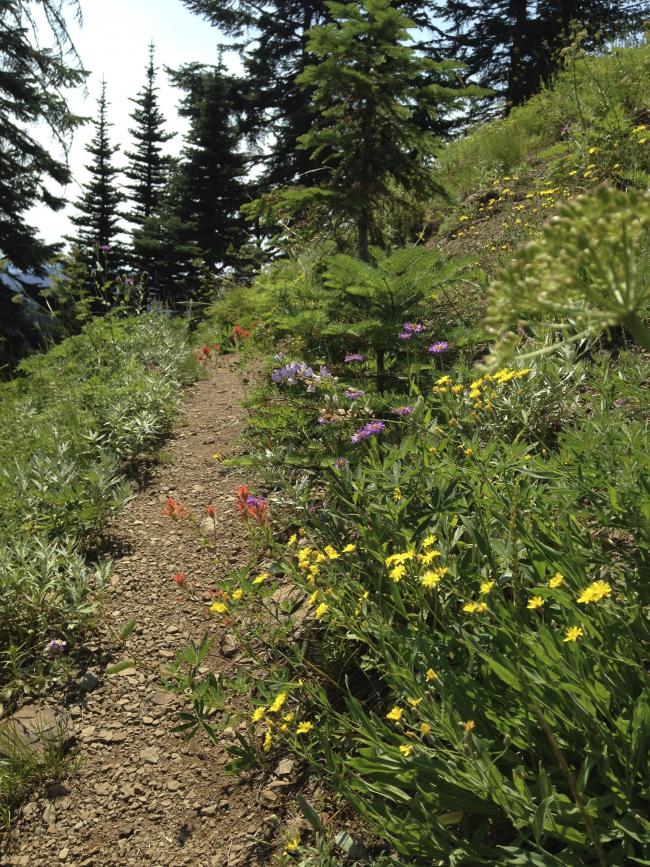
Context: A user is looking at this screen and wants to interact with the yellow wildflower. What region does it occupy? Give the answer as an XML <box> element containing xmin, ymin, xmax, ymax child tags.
<box><xmin>419</xmin><ymin>549</ymin><xmax>441</xmax><ymax>565</ymax></box>
<box><xmin>407</xmin><ymin>697</ymin><xmax>423</xmax><ymax>707</ymax></box>
<box><xmin>421</xmin><ymin>568</ymin><xmax>447</xmax><ymax>588</ymax></box>
<box><xmin>422</xmin><ymin>534</ymin><xmax>437</xmax><ymax>548</ymax></box>
<box><xmin>420</xmin><ymin>722</ymin><xmax>432</xmax><ymax>735</ymax></box>
<box><xmin>308</xmin><ymin>590</ymin><xmax>319</xmax><ymax>606</ymax></box>
<box><xmin>296</xmin><ymin>721</ymin><xmax>313</xmax><ymax>735</ymax></box>
<box><xmin>314</xmin><ymin>602</ymin><xmax>329</xmax><ymax>619</ymax></box>
<box><xmin>464</xmin><ymin>720</ymin><xmax>476</xmax><ymax>733</ymax></box>
<box><xmin>284</xmin><ymin>837</ymin><xmax>300</xmax><ymax>853</ymax></box>
<box><xmin>479</xmin><ymin>580</ymin><xmax>495</xmax><ymax>595</ymax></box>
<box><xmin>390</xmin><ymin>564</ymin><xmax>407</xmax><ymax>582</ymax></box>
<box><xmin>315</xmin><ymin>552</ymin><xmax>327</xmax><ymax>564</ymax></box>
<box><xmin>527</xmin><ymin>596</ymin><xmax>545</xmax><ymax>610</ymax></box>
<box><xmin>251</xmin><ymin>706</ymin><xmax>266</xmax><ymax>722</ymax></box>
<box><xmin>563</xmin><ymin>626</ymin><xmax>584</xmax><ymax>643</ymax></box>
<box><xmin>548</xmin><ymin>572</ymin><xmax>564</xmax><ymax>589</ymax></box>
<box><xmin>463</xmin><ymin>601</ymin><xmax>488</xmax><ymax>614</ymax></box>
<box><xmin>425</xmin><ymin>668</ymin><xmax>438</xmax><ymax>682</ymax></box>
<box><xmin>386</xmin><ymin>706</ymin><xmax>404</xmax><ymax>722</ymax></box>
<box><xmin>452</xmin><ymin>384</ymin><xmax>464</xmax><ymax>394</ymax></box>
<box><xmin>393</xmin><ymin>487</ymin><xmax>403</xmax><ymax>502</ymax></box>
<box><xmin>253</xmin><ymin>572</ymin><xmax>269</xmax><ymax>585</ymax></box>
<box><xmin>435</xmin><ymin>375</ymin><xmax>452</xmax><ymax>386</ymax></box>
<box><xmin>263</xmin><ymin>730</ymin><xmax>272</xmax><ymax>752</ymax></box>
<box><xmin>399</xmin><ymin>743</ymin><xmax>414</xmax><ymax>757</ymax></box>
<box><xmin>577</xmin><ymin>580</ymin><xmax>612</xmax><ymax>604</ymax></box>
<box><xmin>268</xmin><ymin>692</ymin><xmax>287</xmax><ymax>714</ymax></box>
<box><xmin>209</xmin><ymin>601</ymin><xmax>228</xmax><ymax>615</ymax></box>
<box><xmin>232</xmin><ymin>588</ymin><xmax>244</xmax><ymax>601</ymax></box>
<box><xmin>464</xmin><ymin>447</ymin><xmax>474</xmax><ymax>457</ymax></box>
<box><xmin>342</xmin><ymin>543</ymin><xmax>357</xmax><ymax>554</ymax></box>
<box><xmin>287</xmin><ymin>534</ymin><xmax>298</xmax><ymax>547</ymax></box>
<box><xmin>324</xmin><ymin>545</ymin><xmax>340</xmax><ymax>560</ymax></box>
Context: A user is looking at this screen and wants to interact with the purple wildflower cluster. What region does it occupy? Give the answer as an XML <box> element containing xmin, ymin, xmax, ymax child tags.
<box><xmin>344</xmin><ymin>353</ymin><xmax>365</xmax><ymax>363</ymax></box>
<box><xmin>271</xmin><ymin>361</ymin><xmax>332</xmax><ymax>392</ymax></box>
<box><xmin>246</xmin><ymin>494</ymin><xmax>267</xmax><ymax>510</ymax></box>
<box><xmin>392</xmin><ymin>406</ymin><xmax>414</xmax><ymax>417</ymax></box>
<box><xmin>399</xmin><ymin>322</ymin><xmax>425</xmax><ymax>340</ymax></box>
<box><xmin>44</xmin><ymin>639</ymin><xmax>67</xmax><ymax>656</ymax></box>
<box><xmin>344</xmin><ymin>388</ymin><xmax>366</xmax><ymax>400</ymax></box>
<box><xmin>351</xmin><ymin>420</ymin><xmax>386</xmax><ymax>444</ymax></box>
<box><xmin>428</xmin><ymin>340</ymin><xmax>450</xmax><ymax>355</ymax></box>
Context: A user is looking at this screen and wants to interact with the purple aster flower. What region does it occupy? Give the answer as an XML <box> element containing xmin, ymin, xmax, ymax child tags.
<box><xmin>614</xmin><ymin>398</ymin><xmax>626</xmax><ymax>407</ymax></box>
<box><xmin>334</xmin><ymin>457</ymin><xmax>349</xmax><ymax>470</ymax></box>
<box><xmin>392</xmin><ymin>406</ymin><xmax>414</xmax><ymax>416</ymax></box>
<box><xmin>344</xmin><ymin>353</ymin><xmax>365</xmax><ymax>363</ymax></box>
<box><xmin>44</xmin><ymin>639</ymin><xmax>67</xmax><ymax>656</ymax></box>
<box><xmin>428</xmin><ymin>341</ymin><xmax>450</xmax><ymax>355</ymax></box>
<box><xmin>99</xmin><ymin>244</ymin><xmax>110</xmax><ymax>253</ymax></box>
<box><xmin>351</xmin><ymin>420</ymin><xmax>386</xmax><ymax>444</ymax></box>
<box><xmin>344</xmin><ymin>388</ymin><xmax>366</xmax><ymax>400</ymax></box>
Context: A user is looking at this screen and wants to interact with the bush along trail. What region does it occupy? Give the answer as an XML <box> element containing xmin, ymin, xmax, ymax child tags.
<box><xmin>1</xmin><ymin>351</ymin><xmax>313</xmax><ymax>867</ymax></box>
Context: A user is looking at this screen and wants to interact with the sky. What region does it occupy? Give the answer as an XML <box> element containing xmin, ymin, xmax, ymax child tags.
<box><xmin>28</xmin><ymin>0</ymin><xmax>239</xmax><ymax>245</ymax></box>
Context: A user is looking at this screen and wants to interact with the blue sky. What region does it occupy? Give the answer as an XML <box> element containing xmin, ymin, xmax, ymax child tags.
<box><xmin>29</xmin><ymin>0</ymin><xmax>239</xmax><ymax>244</ymax></box>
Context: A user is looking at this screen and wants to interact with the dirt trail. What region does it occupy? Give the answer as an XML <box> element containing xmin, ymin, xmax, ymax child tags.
<box><xmin>3</xmin><ymin>357</ymin><xmax>287</xmax><ymax>867</ymax></box>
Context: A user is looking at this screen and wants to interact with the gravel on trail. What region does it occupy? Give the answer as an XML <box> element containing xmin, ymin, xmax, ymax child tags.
<box><xmin>2</xmin><ymin>356</ymin><xmax>301</xmax><ymax>867</ymax></box>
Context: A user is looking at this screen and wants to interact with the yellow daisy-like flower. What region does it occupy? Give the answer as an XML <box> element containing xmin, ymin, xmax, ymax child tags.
<box><xmin>418</xmin><ymin>549</ymin><xmax>441</xmax><ymax>565</ymax></box>
<box><xmin>268</xmin><ymin>692</ymin><xmax>287</xmax><ymax>714</ymax></box>
<box><xmin>386</xmin><ymin>706</ymin><xmax>404</xmax><ymax>722</ymax></box>
<box><xmin>463</xmin><ymin>601</ymin><xmax>488</xmax><ymax>614</ymax></box>
<box><xmin>284</xmin><ymin>836</ymin><xmax>300</xmax><ymax>853</ymax></box>
<box><xmin>390</xmin><ymin>564</ymin><xmax>407</xmax><ymax>582</ymax></box>
<box><xmin>399</xmin><ymin>743</ymin><xmax>414</xmax><ymax>757</ymax></box>
<box><xmin>314</xmin><ymin>602</ymin><xmax>329</xmax><ymax>619</ymax></box>
<box><xmin>548</xmin><ymin>572</ymin><xmax>564</xmax><ymax>589</ymax></box>
<box><xmin>480</xmin><ymin>580</ymin><xmax>495</xmax><ymax>595</ymax></box>
<box><xmin>407</xmin><ymin>697</ymin><xmax>423</xmax><ymax>707</ymax></box>
<box><xmin>263</xmin><ymin>730</ymin><xmax>272</xmax><ymax>752</ymax></box>
<box><xmin>296</xmin><ymin>721</ymin><xmax>313</xmax><ymax>735</ymax></box>
<box><xmin>251</xmin><ymin>706</ymin><xmax>266</xmax><ymax>722</ymax></box>
<box><xmin>252</xmin><ymin>572</ymin><xmax>269</xmax><ymax>585</ymax></box>
<box><xmin>425</xmin><ymin>668</ymin><xmax>438</xmax><ymax>682</ymax></box>
<box><xmin>209</xmin><ymin>601</ymin><xmax>228</xmax><ymax>615</ymax></box>
<box><xmin>308</xmin><ymin>590</ymin><xmax>319</xmax><ymax>607</ymax></box>
<box><xmin>577</xmin><ymin>580</ymin><xmax>612</xmax><ymax>604</ymax></box>
<box><xmin>464</xmin><ymin>447</ymin><xmax>474</xmax><ymax>457</ymax></box>
<box><xmin>232</xmin><ymin>588</ymin><xmax>244</xmax><ymax>601</ymax></box>
<box><xmin>451</xmin><ymin>384</ymin><xmax>464</xmax><ymax>394</ymax></box>
<box><xmin>464</xmin><ymin>720</ymin><xmax>476</xmax><ymax>733</ymax></box>
<box><xmin>527</xmin><ymin>596</ymin><xmax>545</xmax><ymax>610</ymax></box>
<box><xmin>342</xmin><ymin>543</ymin><xmax>357</xmax><ymax>554</ymax></box>
<box><xmin>287</xmin><ymin>534</ymin><xmax>298</xmax><ymax>547</ymax></box>
<box><xmin>422</xmin><ymin>534</ymin><xmax>437</xmax><ymax>548</ymax></box>
<box><xmin>324</xmin><ymin>545</ymin><xmax>340</xmax><ymax>560</ymax></box>
<box><xmin>420</xmin><ymin>722</ymin><xmax>431</xmax><ymax>735</ymax></box>
<box><xmin>212</xmin><ymin>451</ymin><xmax>224</xmax><ymax>461</ymax></box>
<box><xmin>563</xmin><ymin>626</ymin><xmax>584</xmax><ymax>643</ymax></box>
<box><xmin>283</xmin><ymin>712</ymin><xmax>295</xmax><ymax>723</ymax></box>
<box><xmin>421</xmin><ymin>568</ymin><xmax>447</xmax><ymax>589</ymax></box>
<box><xmin>436</xmin><ymin>375</ymin><xmax>452</xmax><ymax>386</ymax></box>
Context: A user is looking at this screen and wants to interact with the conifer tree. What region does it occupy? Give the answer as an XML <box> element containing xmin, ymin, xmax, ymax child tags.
<box><xmin>125</xmin><ymin>43</ymin><xmax>174</xmax><ymax>227</ymax></box>
<box><xmin>182</xmin><ymin>0</ymin><xmax>435</xmax><ymax>189</ymax></box>
<box><xmin>291</xmin><ymin>0</ymin><xmax>471</xmax><ymax>261</ymax></box>
<box><xmin>68</xmin><ymin>80</ymin><xmax>124</xmax><ymax>257</ymax></box>
<box><xmin>0</xmin><ymin>0</ymin><xmax>86</xmax><ymax>271</ymax></box>
<box><xmin>168</xmin><ymin>63</ymin><xmax>248</xmax><ymax>271</ymax></box>
<box><xmin>431</xmin><ymin>0</ymin><xmax>647</xmax><ymax>111</ymax></box>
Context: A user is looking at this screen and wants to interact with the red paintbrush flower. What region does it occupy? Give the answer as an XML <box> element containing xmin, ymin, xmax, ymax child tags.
<box><xmin>173</xmin><ymin>572</ymin><xmax>186</xmax><ymax>587</ymax></box>
<box><xmin>206</xmin><ymin>504</ymin><xmax>216</xmax><ymax>517</ymax></box>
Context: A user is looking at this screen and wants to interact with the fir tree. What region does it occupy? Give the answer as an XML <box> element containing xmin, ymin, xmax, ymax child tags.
<box><xmin>431</xmin><ymin>0</ymin><xmax>647</xmax><ymax>111</ymax></box>
<box><xmin>181</xmin><ymin>0</ymin><xmax>436</xmax><ymax>190</ymax></box>
<box><xmin>291</xmin><ymin>0</ymin><xmax>472</xmax><ymax>261</ymax></box>
<box><xmin>168</xmin><ymin>63</ymin><xmax>248</xmax><ymax>271</ymax></box>
<box><xmin>68</xmin><ymin>80</ymin><xmax>124</xmax><ymax>257</ymax></box>
<box><xmin>0</xmin><ymin>0</ymin><xmax>87</xmax><ymax>271</ymax></box>
<box><xmin>125</xmin><ymin>43</ymin><xmax>174</xmax><ymax>228</ymax></box>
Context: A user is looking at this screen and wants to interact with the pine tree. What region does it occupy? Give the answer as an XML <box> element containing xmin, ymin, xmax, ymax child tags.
<box><xmin>168</xmin><ymin>63</ymin><xmax>248</xmax><ymax>271</ymax></box>
<box><xmin>125</xmin><ymin>43</ymin><xmax>174</xmax><ymax>228</ymax></box>
<box><xmin>431</xmin><ymin>0</ymin><xmax>647</xmax><ymax>111</ymax></box>
<box><xmin>291</xmin><ymin>0</ymin><xmax>472</xmax><ymax>261</ymax></box>
<box><xmin>181</xmin><ymin>0</ymin><xmax>436</xmax><ymax>190</ymax></box>
<box><xmin>68</xmin><ymin>80</ymin><xmax>124</xmax><ymax>257</ymax></box>
<box><xmin>0</xmin><ymin>0</ymin><xmax>87</xmax><ymax>270</ymax></box>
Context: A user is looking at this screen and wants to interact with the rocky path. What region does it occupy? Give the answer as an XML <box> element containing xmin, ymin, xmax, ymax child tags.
<box><xmin>2</xmin><ymin>356</ymin><xmax>291</xmax><ymax>867</ymax></box>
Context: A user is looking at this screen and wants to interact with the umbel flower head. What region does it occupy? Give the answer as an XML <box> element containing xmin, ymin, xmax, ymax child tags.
<box><xmin>484</xmin><ymin>186</ymin><xmax>650</xmax><ymax>367</ymax></box>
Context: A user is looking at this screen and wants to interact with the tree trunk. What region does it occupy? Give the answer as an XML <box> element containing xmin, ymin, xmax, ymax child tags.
<box><xmin>506</xmin><ymin>0</ymin><xmax>530</xmax><ymax>109</ymax></box>
<box><xmin>358</xmin><ymin>211</ymin><xmax>371</xmax><ymax>262</ymax></box>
